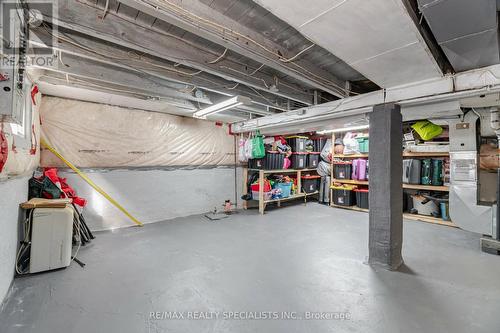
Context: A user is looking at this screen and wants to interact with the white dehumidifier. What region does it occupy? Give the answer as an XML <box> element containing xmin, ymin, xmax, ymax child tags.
<box><xmin>29</xmin><ymin>206</ymin><xmax>74</xmax><ymax>273</ymax></box>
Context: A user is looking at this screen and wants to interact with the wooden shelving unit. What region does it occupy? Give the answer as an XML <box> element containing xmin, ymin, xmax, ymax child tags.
<box><xmin>402</xmin><ymin>183</ymin><xmax>449</xmax><ymax>191</ymax></box>
<box><xmin>331</xmin><ymin>203</ymin><xmax>369</xmax><ymax>212</ymax></box>
<box><xmin>403</xmin><ymin>213</ymin><xmax>457</xmax><ymax>228</ymax></box>
<box><xmin>329</xmin><ymin>132</ymin><xmax>454</xmax><ymax>228</ymax></box>
<box><xmin>333</xmin><ymin>154</ymin><xmax>369</xmax><ymax>158</ymax></box>
<box><xmin>243</xmin><ymin>167</ymin><xmax>319</xmax><ymax>214</ymax></box>
<box><xmin>332</xmin><ymin>179</ymin><xmax>368</xmax><ymax>185</ymax></box>
<box><xmin>328</xmin><ymin>203</ymin><xmax>457</xmax><ymax>228</ymax></box>
<box><xmin>403</xmin><ymin>152</ymin><xmax>449</xmax><ymax>157</ymax></box>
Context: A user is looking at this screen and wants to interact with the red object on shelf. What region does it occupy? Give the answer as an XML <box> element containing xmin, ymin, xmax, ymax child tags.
<box><xmin>250</xmin><ymin>182</ymin><xmax>271</xmax><ymax>192</ymax></box>
<box><xmin>301</xmin><ymin>175</ymin><xmax>321</xmax><ymax>180</ymax></box>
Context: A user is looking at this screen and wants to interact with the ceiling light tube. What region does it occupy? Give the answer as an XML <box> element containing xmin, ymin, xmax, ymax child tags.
<box><xmin>317</xmin><ymin>124</ymin><xmax>369</xmax><ymax>134</ymax></box>
<box><xmin>194</xmin><ymin>96</ymin><xmax>252</xmax><ymax>119</ymax></box>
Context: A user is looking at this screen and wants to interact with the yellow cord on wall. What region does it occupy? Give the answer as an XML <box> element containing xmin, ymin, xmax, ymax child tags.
<box><xmin>40</xmin><ymin>138</ymin><xmax>143</xmax><ymax>227</ymax></box>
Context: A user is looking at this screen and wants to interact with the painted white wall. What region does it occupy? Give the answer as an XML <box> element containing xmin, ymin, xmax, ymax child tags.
<box><xmin>0</xmin><ymin>176</ymin><xmax>29</xmax><ymax>305</ymax></box>
<box><xmin>59</xmin><ymin>167</ymin><xmax>243</xmax><ymax>231</ymax></box>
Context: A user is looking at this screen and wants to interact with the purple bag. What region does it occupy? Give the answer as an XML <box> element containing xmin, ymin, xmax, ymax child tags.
<box><xmin>352</xmin><ymin>159</ymin><xmax>367</xmax><ymax>180</ymax></box>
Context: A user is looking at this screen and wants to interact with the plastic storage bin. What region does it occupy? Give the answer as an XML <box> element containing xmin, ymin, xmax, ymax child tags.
<box><xmin>334</xmin><ymin>161</ymin><xmax>352</xmax><ymax>179</ymax></box>
<box><xmin>275</xmin><ymin>182</ymin><xmax>292</xmax><ymax>198</ymax></box>
<box><xmin>312</xmin><ymin>137</ymin><xmax>327</xmax><ymax>152</ymax></box>
<box><xmin>331</xmin><ymin>186</ymin><xmax>356</xmax><ymax>206</ymax></box>
<box><xmin>307</xmin><ymin>152</ymin><xmax>320</xmax><ymax>168</ymax></box>
<box><xmin>421</xmin><ymin>159</ymin><xmax>432</xmax><ymax>185</ymax></box>
<box><xmin>252</xmin><ymin>191</ymin><xmax>272</xmax><ymax>201</ymax></box>
<box><xmin>354</xmin><ymin>189</ymin><xmax>369</xmax><ymax>209</ymax></box>
<box><xmin>248</xmin><ymin>157</ymin><xmax>265</xmax><ymax>169</ymax></box>
<box><xmin>431</xmin><ymin>159</ymin><xmax>443</xmax><ymax>185</ymax></box>
<box><xmin>290</xmin><ymin>152</ymin><xmax>307</xmax><ymax>169</ymax></box>
<box><xmin>352</xmin><ymin>158</ymin><xmax>367</xmax><ymax>180</ymax></box>
<box><xmin>250</xmin><ymin>182</ymin><xmax>272</xmax><ymax>192</ymax></box>
<box><xmin>403</xmin><ymin>159</ymin><xmax>421</xmax><ymax>184</ymax></box>
<box><xmin>286</xmin><ymin>136</ymin><xmax>308</xmax><ymax>152</ymax></box>
<box><xmin>266</xmin><ymin>151</ymin><xmax>285</xmax><ymax>170</ymax></box>
<box><xmin>301</xmin><ymin>175</ymin><xmax>320</xmax><ymax>193</ymax></box>
<box><xmin>356</xmin><ymin>136</ymin><xmax>369</xmax><ymax>153</ymax></box>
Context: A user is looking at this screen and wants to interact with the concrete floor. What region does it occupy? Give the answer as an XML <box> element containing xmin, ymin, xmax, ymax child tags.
<box><xmin>1</xmin><ymin>203</ymin><xmax>499</xmax><ymax>333</ymax></box>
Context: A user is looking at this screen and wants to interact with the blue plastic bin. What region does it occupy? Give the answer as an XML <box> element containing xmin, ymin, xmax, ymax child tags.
<box><xmin>275</xmin><ymin>182</ymin><xmax>292</xmax><ymax>198</ymax></box>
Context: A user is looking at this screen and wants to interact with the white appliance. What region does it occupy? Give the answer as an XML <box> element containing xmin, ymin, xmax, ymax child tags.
<box><xmin>29</xmin><ymin>207</ymin><xmax>74</xmax><ymax>273</ymax></box>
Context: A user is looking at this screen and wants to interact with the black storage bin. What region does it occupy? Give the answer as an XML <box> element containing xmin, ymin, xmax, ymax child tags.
<box><xmin>307</xmin><ymin>152</ymin><xmax>320</xmax><ymax>168</ymax></box>
<box><xmin>248</xmin><ymin>157</ymin><xmax>265</xmax><ymax>169</ymax></box>
<box><xmin>290</xmin><ymin>152</ymin><xmax>307</xmax><ymax>169</ymax></box>
<box><xmin>312</xmin><ymin>138</ymin><xmax>327</xmax><ymax>152</ymax></box>
<box><xmin>354</xmin><ymin>189</ymin><xmax>369</xmax><ymax>209</ymax></box>
<box><xmin>334</xmin><ymin>162</ymin><xmax>352</xmax><ymax>180</ymax></box>
<box><xmin>302</xmin><ymin>175</ymin><xmax>320</xmax><ymax>193</ymax></box>
<box><xmin>332</xmin><ymin>187</ymin><xmax>356</xmax><ymax>206</ymax></box>
<box><xmin>286</xmin><ymin>136</ymin><xmax>308</xmax><ymax>152</ymax></box>
<box><xmin>265</xmin><ymin>151</ymin><xmax>285</xmax><ymax>170</ymax></box>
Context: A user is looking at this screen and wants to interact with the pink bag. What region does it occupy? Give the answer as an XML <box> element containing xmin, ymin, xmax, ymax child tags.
<box><xmin>352</xmin><ymin>159</ymin><xmax>367</xmax><ymax>180</ymax></box>
<box><xmin>283</xmin><ymin>157</ymin><xmax>291</xmax><ymax>169</ymax></box>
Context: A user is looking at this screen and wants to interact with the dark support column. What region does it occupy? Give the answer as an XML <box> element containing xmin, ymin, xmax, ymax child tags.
<box><xmin>368</xmin><ymin>103</ymin><xmax>403</xmax><ymax>270</ymax></box>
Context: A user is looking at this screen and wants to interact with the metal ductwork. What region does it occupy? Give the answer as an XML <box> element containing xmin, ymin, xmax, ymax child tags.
<box><xmin>418</xmin><ymin>0</ymin><xmax>499</xmax><ymax>72</ymax></box>
<box><xmin>448</xmin><ymin>112</ymin><xmax>493</xmax><ymax>235</ymax></box>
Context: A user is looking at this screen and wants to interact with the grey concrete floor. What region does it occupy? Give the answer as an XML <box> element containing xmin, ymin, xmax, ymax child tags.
<box><xmin>1</xmin><ymin>203</ymin><xmax>499</xmax><ymax>333</ymax></box>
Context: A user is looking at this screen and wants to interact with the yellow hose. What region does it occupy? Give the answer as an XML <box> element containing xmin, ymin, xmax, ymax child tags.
<box><xmin>40</xmin><ymin>138</ymin><xmax>143</xmax><ymax>227</ymax></box>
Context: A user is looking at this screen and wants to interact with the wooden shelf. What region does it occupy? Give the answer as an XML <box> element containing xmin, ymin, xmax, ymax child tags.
<box><xmin>403</xmin><ymin>213</ymin><xmax>457</xmax><ymax>228</ymax></box>
<box><xmin>403</xmin><ymin>184</ymin><xmax>449</xmax><ymax>191</ymax></box>
<box><xmin>328</xmin><ymin>203</ymin><xmax>457</xmax><ymax>228</ymax></box>
<box><xmin>403</xmin><ymin>152</ymin><xmax>449</xmax><ymax>157</ymax></box>
<box><xmin>263</xmin><ymin>191</ymin><xmax>319</xmax><ymax>203</ymax></box>
<box><xmin>334</xmin><ymin>152</ymin><xmax>450</xmax><ymax>159</ymax></box>
<box><xmin>331</xmin><ymin>203</ymin><xmax>369</xmax><ymax>212</ymax></box>
<box><xmin>333</xmin><ymin>154</ymin><xmax>369</xmax><ymax>158</ymax></box>
<box><xmin>332</xmin><ymin>179</ymin><xmax>368</xmax><ymax>186</ymax></box>
<box><xmin>331</xmin><ymin>180</ymin><xmax>448</xmax><ymax>191</ymax></box>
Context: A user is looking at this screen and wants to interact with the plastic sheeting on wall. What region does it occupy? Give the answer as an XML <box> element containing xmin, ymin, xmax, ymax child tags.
<box><xmin>40</xmin><ymin>97</ymin><xmax>236</xmax><ymax>168</ymax></box>
<box><xmin>0</xmin><ymin>87</ymin><xmax>41</xmax><ymax>180</ymax></box>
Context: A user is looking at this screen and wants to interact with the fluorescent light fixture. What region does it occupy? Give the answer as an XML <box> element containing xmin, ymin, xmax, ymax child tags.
<box><xmin>317</xmin><ymin>124</ymin><xmax>369</xmax><ymax>134</ymax></box>
<box><xmin>193</xmin><ymin>95</ymin><xmax>252</xmax><ymax>119</ymax></box>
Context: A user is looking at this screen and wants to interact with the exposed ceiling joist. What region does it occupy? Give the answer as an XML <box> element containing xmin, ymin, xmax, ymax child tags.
<box><xmin>39</xmin><ymin>73</ymin><xmax>198</xmax><ymax>110</ymax></box>
<box><xmin>29</xmin><ymin>29</ymin><xmax>286</xmax><ymax>111</ymax></box>
<box><xmin>38</xmin><ymin>0</ymin><xmax>314</xmax><ymax>105</ymax></box>
<box><xmin>37</xmin><ymin>82</ymin><xmax>248</xmax><ymax>122</ymax></box>
<box><xmin>116</xmin><ymin>0</ymin><xmax>349</xmax><ymax>98</ymax></box>
<box><xmin>29</xmin><ymin>51</ymin><xmax>206</xmax><ymax>106</ymax></box>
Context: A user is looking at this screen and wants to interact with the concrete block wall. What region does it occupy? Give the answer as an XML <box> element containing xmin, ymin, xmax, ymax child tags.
<box><xmin>59</xmin><ymin>166</ymin><xmax>244</xmax><ymax>231</ymax></box>
<box><xmin>0</xmin><ymin>176</ymin><xmax>29</xmax><ymax>306</ymax></box>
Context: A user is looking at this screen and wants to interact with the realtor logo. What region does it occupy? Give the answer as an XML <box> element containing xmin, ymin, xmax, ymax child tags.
<box><xmin>1</xmin><ymin>0</ymin><xmax>57</xmax><ymax>68</ymax></box>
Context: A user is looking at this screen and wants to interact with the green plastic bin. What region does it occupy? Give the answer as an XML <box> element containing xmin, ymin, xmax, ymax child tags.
<box><xmin>356</xmin><ymin>136</ymin><xmax>369</xmax><ymax>153</ymax></box>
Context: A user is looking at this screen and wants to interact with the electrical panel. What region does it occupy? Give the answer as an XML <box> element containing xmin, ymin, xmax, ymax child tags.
<box><xmin>0</xmin><ymin>1</ymin><xmax>26</xmax><ymax>123</ymax></box>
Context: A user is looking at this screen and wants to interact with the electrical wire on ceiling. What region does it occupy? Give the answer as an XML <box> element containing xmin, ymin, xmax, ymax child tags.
<box><xmin>40</xmin><ymin>74</ymin><xmax>197</xmax><ymax>109</ymax></box>
<box><xmin>43</xmin><ymin>2</ymin><xmax>316</xmax><ymax>98</ymax></box>
<box><xmin>279</xmin><ymin>44</ymin><xmax>315</xmax><ymax>63</ymax></box>
<box><xmin>143</xmin><ymin>0</ymin><xmax>354</xmax><ymax>96</ymax></box>
<box><xmin>37</xmin><ymin>20</ymin><xmax>304</xmax><ymax>109</ymax></box>
<box><xmin>102</xmin><ymin>0</ymin><xmax>110</xmax><ymax>21</ymax></box>
<box><xmin>207</xmin><ymin>48</ymin><xmax>228</xmax><ymax>64</ymax></box>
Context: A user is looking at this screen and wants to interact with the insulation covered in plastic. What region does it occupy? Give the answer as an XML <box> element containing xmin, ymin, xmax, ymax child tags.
<box><xmin>0</xmin><ymin>87</ymin><xmax>41</xmax><ymax>180</ymax></box>
<box><xmin>40</xmin><ymin>97</ymin><xmax>236</xmax><ymax>168</ymax></box>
